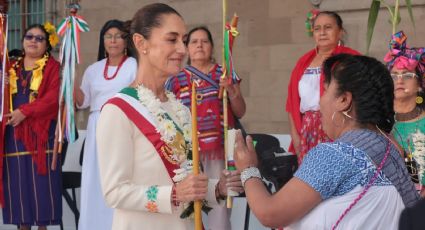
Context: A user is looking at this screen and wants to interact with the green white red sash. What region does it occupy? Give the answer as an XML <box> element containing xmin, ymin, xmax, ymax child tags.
<box><xmin>105</xmin><ymin>93</ymin><xmax>180</xmax><ymax>181</ymax></box>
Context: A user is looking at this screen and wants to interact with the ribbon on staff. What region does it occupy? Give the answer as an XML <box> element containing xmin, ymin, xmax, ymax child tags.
<box><xmin>56</xmin><ymin>3</ymin><xmax>89</xmax><ymax>144</ymax></box>
<box><xmin>221</xmin><ymin>0</ymin><xmax>240</xmax><ymax>208</ymax></box>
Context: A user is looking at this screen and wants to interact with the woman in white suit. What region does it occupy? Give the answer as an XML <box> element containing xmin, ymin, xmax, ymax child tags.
<box><xmin>96</xmin><ymin>3</ymin><xmax>242</xmax><ymax>230</ymax></box>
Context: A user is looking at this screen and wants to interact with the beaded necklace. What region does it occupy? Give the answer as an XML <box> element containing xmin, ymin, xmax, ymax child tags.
<box><xmin>103</xmin><ymin>56</ymin><xmax>127</xmax><ymax>80</ymax></box>
<box><xmin>395</xmin><ymin>106</ymin><xmax>422</xmax><ymax>121</ymax></box>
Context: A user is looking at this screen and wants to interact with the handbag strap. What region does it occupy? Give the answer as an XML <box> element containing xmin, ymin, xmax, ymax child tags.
<box><xmin>185</xmin><ymin>66</ymin><xmax>219</xmax><ymax>89</ymax></box>
<box><xmin>185</xmin><ymin>65</ymin><xmax>246</xmax><ymax>136</ymax></box>
<box><xmin>331</xmin><ymin>141</ymin><xmax>391</xmax><ymax>230</ymax></box>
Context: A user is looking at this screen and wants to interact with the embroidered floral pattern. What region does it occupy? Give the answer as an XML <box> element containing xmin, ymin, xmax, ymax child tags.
<box><xmin>145</xmin><ymin>185</ymin><xmax>159</xmax><ymax>213</ymax></box>
<box><xmin>136</xmin><ymin>85</ymin><xmax>208</xmax><ymax>217</ymax></box>
<box><xmin>145</xmin><ymin>201</ymin><xmax>158</xmax><ymax>213</ymax></box>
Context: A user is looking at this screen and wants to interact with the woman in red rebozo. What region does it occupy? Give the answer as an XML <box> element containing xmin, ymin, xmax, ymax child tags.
<box><xmin>286</xmin><ymin>11</ymin><xmax>360</xmax><ymax>162</ymax></box>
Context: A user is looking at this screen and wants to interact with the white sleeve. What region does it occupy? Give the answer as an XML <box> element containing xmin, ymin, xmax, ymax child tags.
<box><xmin>97</xmin><ymin>104</ymin><xmax>173</xmax><ymax>214</ymax></box>
<box><xmin>77</xmin><ymin>67</ymin><xmax>91</xmax><ymax>109</ymax></box>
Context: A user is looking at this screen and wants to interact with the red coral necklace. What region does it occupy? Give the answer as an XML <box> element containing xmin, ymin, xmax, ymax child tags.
<box><xmin>103</xmin><ymin>56</ymin><xmax>127</xmax><ymax>80</ymax></box>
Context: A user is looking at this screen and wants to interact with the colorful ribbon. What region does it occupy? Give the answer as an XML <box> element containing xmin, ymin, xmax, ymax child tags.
<box><xmin>57</xmin><ymin>13</ymin><xmax>89</xmax><ymax>142</ymax></box>
<box><xmin>384</xmin><ymin>31</ymin><xmax>425</xmax><ymax>77</ymax></box>
<box><xmin>223</xmin><ymin>16</ymin><xmax>239</xmax><ymax>84</ymax></box>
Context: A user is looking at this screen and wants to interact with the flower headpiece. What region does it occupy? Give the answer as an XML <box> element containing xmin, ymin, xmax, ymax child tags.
<box><xmin>43</xmin><ymin>22</ymin><xmax>59</xmax><ymax>48</ymax></box>
<box><xmin>305</xmin><ymin>9</ymin><xmax>320</xmax><ymax>37</ymax></box>
<box><xmin>384</xmin><ymin>31</ymin><xmax>425</xmax><ymax>80</ymax></box>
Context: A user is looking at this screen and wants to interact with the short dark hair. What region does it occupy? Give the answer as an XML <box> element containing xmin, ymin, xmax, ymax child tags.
<box><xmin>185</xmin><ymin>26</ymin><xmax>215</xmax><ymax>65</ymax></box>
<box><xmin>22</xmin><ymin>24</ymin><xmax>52</xmax><ymax>53</ymax></box>
<box><xmin>98</xmin><ymin>19</ymin><xmax>134</xmax><ymax>61</ymax></box>
<box><xmin>323</xmin><ymin>54</ymin><xmax>395</xmax><ymax>133</ymax></box>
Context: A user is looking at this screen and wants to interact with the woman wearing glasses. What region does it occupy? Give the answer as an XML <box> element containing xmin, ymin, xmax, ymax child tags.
<box><xmin>74</xmin><ymin>19</ymin><xmax>137</xmax><ymax>230</ymax></box>
<box><xmin>385</xmin><ymin>31</ymin><xmax>425</xmax><ymax>197</ymax></box>
<box><xmin>1</xmin><ymin>24</ymin><xmax>61</xmax><ymax>230</ymax></box>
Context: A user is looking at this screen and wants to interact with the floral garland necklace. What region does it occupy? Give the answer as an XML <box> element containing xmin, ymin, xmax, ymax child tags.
<box><xmin>103</xmin><ymin>55</ymin><xmax>128</xmax><ymax>80</ymax></box>
<box><xmin>136</xmin><ymin>84</ymin><xmax>212</xmax><ymax>217</ymax></box>
<box><xmin>135</xmin><ymin>84</ymin><xmax>192</xmax><ymax>163</ymax></box>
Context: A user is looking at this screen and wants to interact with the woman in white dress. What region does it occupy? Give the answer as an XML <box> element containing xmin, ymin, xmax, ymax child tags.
<box><xmin>235</xmin><ymin>54</ymin><xmax>419</xmax><ymax>229</ymax></box>
<box><xmin>74</xmin><ymin>19</ymin><xmax>137</xmax><ymax>230</ymax></box>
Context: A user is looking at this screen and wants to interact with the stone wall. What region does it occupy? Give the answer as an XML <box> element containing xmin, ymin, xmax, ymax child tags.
<box><xmin>64</xmin><ymin>0</ymin><xmax>425</xmax><ymax>134</ymax></box>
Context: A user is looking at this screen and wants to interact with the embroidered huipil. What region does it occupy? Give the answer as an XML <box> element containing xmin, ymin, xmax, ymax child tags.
<box><xmin>166</xmin><ymin>64</ymin><xmax>240</xmax><ymax>159</ymax></box>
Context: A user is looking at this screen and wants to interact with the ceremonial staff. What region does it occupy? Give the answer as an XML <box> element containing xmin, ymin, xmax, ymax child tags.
<box><xmin>221</xmin><ymin>0</ymin><xmax>240</xmax><ymax>209</ymax></box>
<box><xmin>53</xmin><ymin>2</ymin><xmax>89</xmax><ymax>159</ymax></box>
<box><xmin>191</xmin><ymin>82</ymin><xmax>202</xmax><ymax>230</ymax></box>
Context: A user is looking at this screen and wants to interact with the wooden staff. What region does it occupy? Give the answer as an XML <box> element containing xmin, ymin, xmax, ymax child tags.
<box><xmin>191</xmin><ymin>83</ymin><xmax>202</xmax><ymax>230</ymax></box>
<box><xmin>220</xmin><ymin>0</ymin><xmax>234</xmax><ymax>209</ymax></box>
<box><xmin>51</xmin><ymin>102</ymin><xmax>66</xmax><ymax>170</ymax></box>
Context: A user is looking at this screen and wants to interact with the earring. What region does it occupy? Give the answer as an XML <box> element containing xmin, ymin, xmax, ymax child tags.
<box><xmin>331</xmin><ymin>111</ymin><xmax>346</xmax><ymax>127</ymax></box>
<box><xmin>416</xmin><ymin>96</ymin><xmax>424</xmax><ymax>104</ymax></box>
<box><xmin>142</xmin><ymin>50</ymin><xmax>147</xmax><ymax>54</ymax></box>
<box><xmin>338</xmin><ymin>40</ymin><xmax>342</xmax><ymax>47</ymax></box>
<box><xmin>124</xmin><ymin>48</ymin><xmax>127</xmax><ymax>56</ymax></box>
<box><xmin>341</xmin><ymin>104</ymin><xmax>354</xmax><ymax>119</ymax></box>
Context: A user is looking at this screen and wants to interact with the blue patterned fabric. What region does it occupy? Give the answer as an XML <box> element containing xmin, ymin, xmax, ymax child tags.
<box><xmin>295</xmin><ymin>142</ymin><xmax>392</xmax><ymax>200</ymax></box>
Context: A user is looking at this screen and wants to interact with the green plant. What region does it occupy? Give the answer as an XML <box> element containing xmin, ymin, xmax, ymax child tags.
<box><xmin>366</xmin><ymin>0</ymin><xmax>415</xmax><ymax>53</ymax></box>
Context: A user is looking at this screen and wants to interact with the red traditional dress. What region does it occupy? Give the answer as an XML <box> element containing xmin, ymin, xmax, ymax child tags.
<box><xmin>286</xmin><ymin>46</ymin><xmax>360</xmax><ymax>162</ymax></box>
<box><xmin>166</xmin><ymin>64</ymin><xmax>240</xmax><ymax>160</ymax></box>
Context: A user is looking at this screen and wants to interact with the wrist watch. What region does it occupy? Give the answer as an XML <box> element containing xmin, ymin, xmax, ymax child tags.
<box><xmin>240</xmin><ymin>167</ymin><xmax>261</xmax><ymax>187</ymax></box>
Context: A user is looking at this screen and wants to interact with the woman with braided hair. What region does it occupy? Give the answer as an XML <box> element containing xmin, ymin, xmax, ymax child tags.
<box><xmin>1</xmin><ymin>24</ymin><xmax>61</xmax><ymax>230</ymax></box>
<box><xmin>384</xmin><ymin>31</ymin><xmax>425</xmax><ymax>197</ymax></box>
<box><xmin>235</xmin><ymin>54</ymin><xmax>419</xmax><ymax>229</ymax></box>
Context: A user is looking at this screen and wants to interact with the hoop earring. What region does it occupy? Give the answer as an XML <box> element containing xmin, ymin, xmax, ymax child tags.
<box><xmin>331</xmin><ymin>111</ymin><xmax>346</xmax><ymax>127</ymax></box>
<box><xmin>341</xmin><ymin>104</ymin><xmax>354</xmax><ymax>119</ymax></box>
